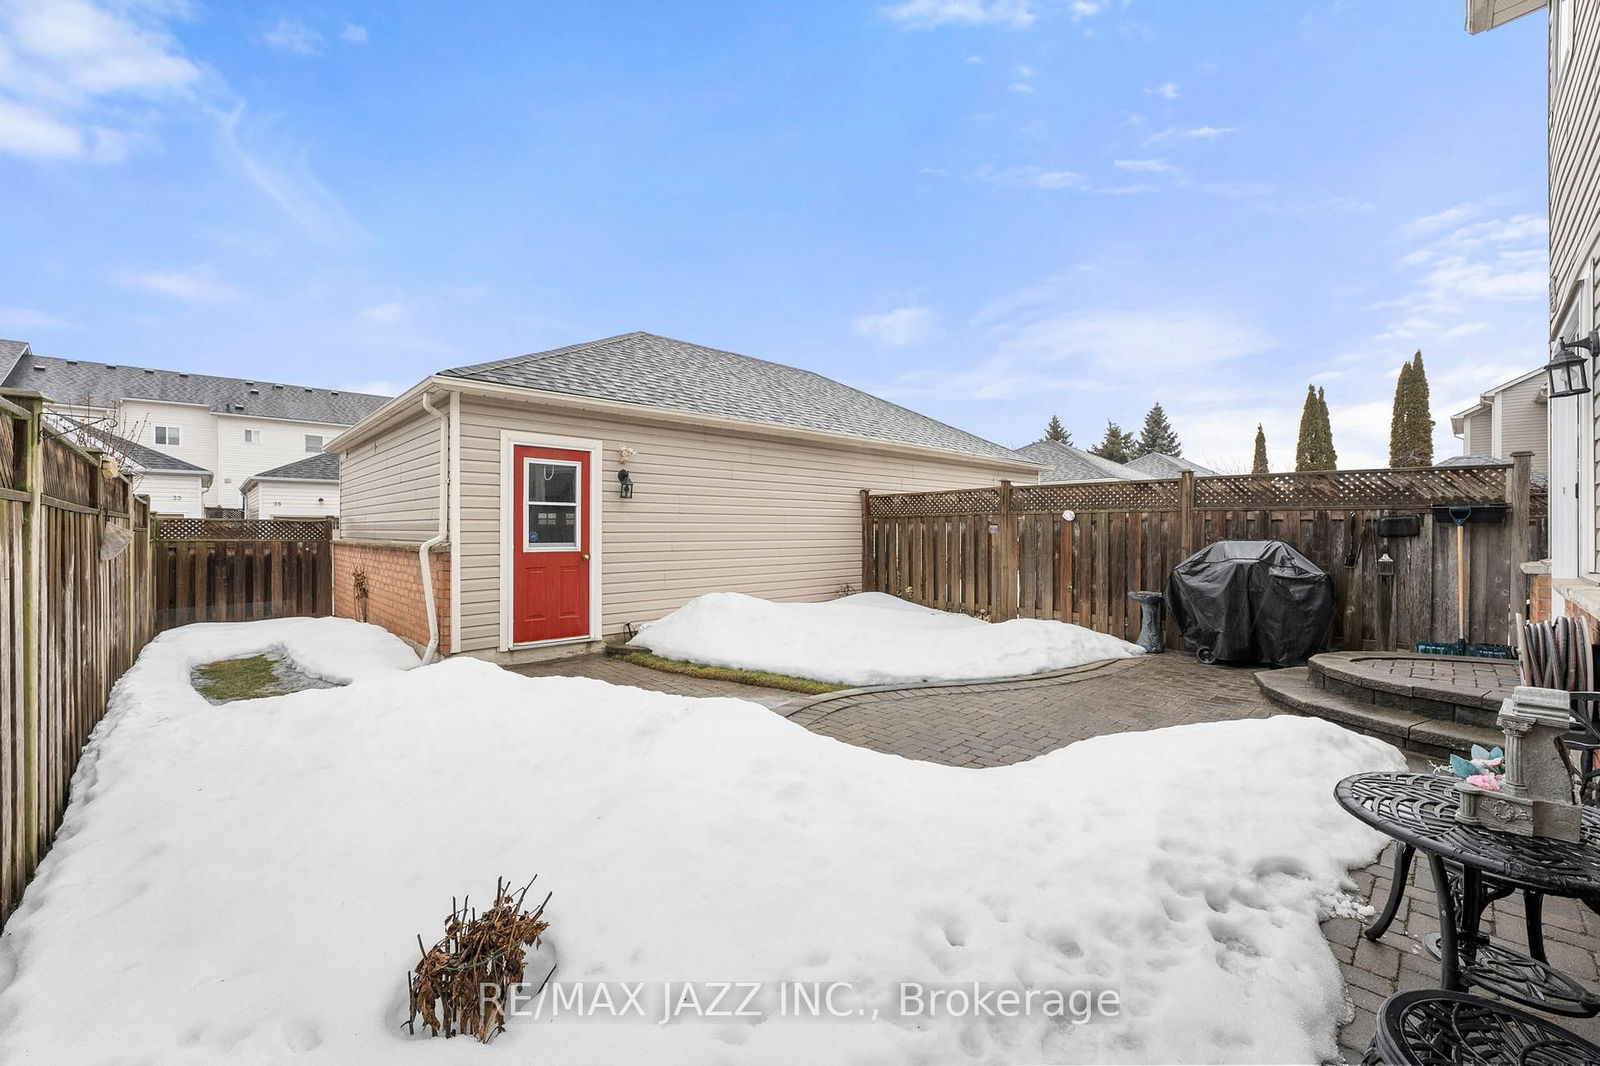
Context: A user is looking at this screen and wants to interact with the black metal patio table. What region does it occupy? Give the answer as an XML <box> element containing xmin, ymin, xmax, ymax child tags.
<box><xmin>1336</xmin><ymin>771</ymin><xmax>1600</xmax><ymax>1018</ymax></box>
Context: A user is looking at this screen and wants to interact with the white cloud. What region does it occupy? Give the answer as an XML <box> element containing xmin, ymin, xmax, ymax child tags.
<box><xmin>261</xmin><ymin>18</ymin><xmax>324</xmax><ymax>56</ymax></box>
<box><xmin>994</xmin><ymin>308</ymin><xmax>1273</xmax><ymax>376</ymax></box>
<box><xmin>120</xmin><ymin>267</ymin><xmax>241</xmax><ymax>305</ymax></box>
<box><xmin>853</xmin><ymin>306</ymin><xmax>942</xmax><ymax>347</ymax></box>
<box><xmin>1008</xmin><ymin>81</ymin><xmax>1034</xmax><ymax>93</ymax></box>
<box><xmin>975</xmin><ymin>164</ymin><xmax>1084</xmax><ymax>189</ymax></box>
<box><xmin>339</xmin><ymin>23</ymin><xmax>368</xmax><ymax>44</ymax></box>
<box><xmin>880</xmin><ymin>0</ymin><xmax>1036</xmax><ymax>29</ymax></box>
<box><xmin>216</xmin><ymin>103</ymin><xmax>363</xmax><ymax>245</ymax></box>
<box><xmin>0</xmin><ymin>0</ymin><xmax>201</xmax><ymax>162</ymax></box>
<box><xmin>357</xmin><ymin>301</ymin><xmax>408</xmax><ymax>326</ymax></box>
<box><xmin>1143</xmin><ymin>125</ymin><xmax>1236</xmax><ymax>145</ymax></box>
<box><xmin>1144</xmin><ymin>81</ymin><xmax>1180</xmax><ymax>100</ymax></box>
<box><xmin>1400</xmin><ymin>202</ymin><xmax>1485</xmax><ymax>237</ymax></box>
<box><xmin>1113</xmin><ymin>157</ymin><xmax>1178</xmax><ymax>174</ymax></box>
<box><xmin>0</xmin><ymin>306</ymin><xmax>81</xmax><ymax>331</ymax></box>
<box><xmin>1069</xmin><ymin>1</ymin><xmax>1104</xmax><ymax>19</ymax></box>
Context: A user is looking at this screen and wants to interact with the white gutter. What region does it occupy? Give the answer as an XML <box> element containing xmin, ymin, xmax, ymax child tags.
<box><xmin>418</xmin><ymin>391</ymin><xmax>449</xmax><ymax>665</ymax></box>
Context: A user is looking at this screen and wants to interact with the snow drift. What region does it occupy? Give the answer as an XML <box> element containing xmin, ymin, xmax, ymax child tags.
<box><xmin>0</xmin><ymin>618</ymin><xmax>1404</xmax><ymax>1064</ymax></box>
<box><xmin>629</xmin><ymin>592</ymin><xmax>1144</xmax><ymax>686</ymax></box>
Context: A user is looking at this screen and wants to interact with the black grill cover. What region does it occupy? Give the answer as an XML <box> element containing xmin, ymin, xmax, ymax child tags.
<box><xmin>1164</xmin><ymin>540</ymin><xmax>1334</xmax><ymax>667</ymax></box>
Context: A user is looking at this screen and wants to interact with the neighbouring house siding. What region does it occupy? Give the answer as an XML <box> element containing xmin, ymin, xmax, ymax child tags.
<box><xmin>338</xmin><ymin>412</ymin><xmax>442</xmax><ymax>542</ymax></box>
<box><xmin>214</xmin><ymin>413</ymin><xmax>344</xmax><ymax>510</ymax></box>
<box><xmin>134</xmin><ymin>471</ymin><xmax>206</xmax><ymax>517</ymax></box>
<box><xmin>116</xmin><ymin>399</ymin><xmax>218</xmax><ymax>489</ymax></box>
<box><xmin>331</xmin><ymin>541</ymin><xmax>450</xmax><ymax>655</ymax></box>
<box><xmin>1497</xmin><ymin>375</ymin><xmax>1550</xmax><ymax>471</ymax></box>
<box><xmin>450</xmin><ymin>393</ymin><xmax>1035</xmax><ymax>654</ymax></box>
<box><xmin>245</xmin><ymin>481</ymin><xmax>338</xmax><ymax>519</ymax></box>
<box><xmin>1463</xmin><ymin>408</ymin><xmax>1493</xmax><ymax>455</ymax></box>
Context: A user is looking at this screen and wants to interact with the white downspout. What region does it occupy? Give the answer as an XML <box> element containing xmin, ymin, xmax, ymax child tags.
<box><xmin>418</xmin><ymin>391</ymin><xmax>449</xmax><ymax>665</ymax></box>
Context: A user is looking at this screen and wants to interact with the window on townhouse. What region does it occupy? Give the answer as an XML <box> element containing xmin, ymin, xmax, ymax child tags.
<box><xmin>153</xmin><ymin>425</ymin><xmax>180</xmax><ymax>446</ymax></box>
<box><xmin>244</xmin><ymin>429</ymin><xmax>263</xmax><ymax>444</ymax></box>
<box><xmin>305</xmin><ymin>434</ymin><xmax>324</xmax><ymax>452</ymax></box>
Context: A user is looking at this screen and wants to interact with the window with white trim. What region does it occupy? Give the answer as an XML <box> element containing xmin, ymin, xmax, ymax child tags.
<box><xmin>305</xmin><ymin>434</ymin><xmax>324</xmax><ymax>452</ymax></box>
<box><xmin>153</xmin><ymin>425</ymin><xmax>180</xmax><ymax>446</ymax></box>
<box><xmin>244</xmin><ymin>429</ymin><xmax>263</xmax><ymax>444</ymax></box>
<box><xmin>523</xmin><ymin>459</ymin><xmax>579</xmax><ymax>549</ymax></box>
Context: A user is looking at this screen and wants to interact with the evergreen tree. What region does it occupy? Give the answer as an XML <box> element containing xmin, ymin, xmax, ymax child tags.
<box><xmin>1252</xmin><ymin>424</ymin><xmax>1269</xmax><ymax>474</ymax></box>
<box><xmin>1134</xmin><ymin>402</ymin><xmax>1182</xmax><ymax>458</ymax></box>
<box><xmin>1089</xmin><ymin>420</ymin><xmax>1136</xmax><ymax>464</ymax></box>
<box><xmin>1295</xmin><ymin>386</ymin><xmax>1320</xmax><ymax>471</ymax></box>
<box><xmin>1316</xmin><ymin>386</ymin><xmax>1338</xmax><ymax>470</ymax></box>
<box><xmin>1388</xmin><ymin>359</ymin><xmax>1415</xmax><ymax>467</ymax></box>
<box><xmin>1044</xmin><ymin>414</ymin><xmax>1070</xmax><ymax>444</ymax></box>
<box><xmin>1408</xmin><ymin>350</ymin><xmax>1434</xmax><ymax>466</ymax></box>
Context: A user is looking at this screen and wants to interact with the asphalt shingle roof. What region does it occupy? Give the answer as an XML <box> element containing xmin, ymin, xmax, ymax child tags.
<box><xmin>1015</xmin><ymin>440</ymin><xmax>1149</xmax><ymax>483</ymax></box>
<box><xmin>2</xmin><ymin>352</ymin><xmax>390</xmax><ymax>425</ymax></box>
<box><xmin>248</xmin><ymin>452</ymin><xmax>341</xmax><ymax>482</ymax></box>
<box><xmin>1125</xmin><ymin>452</ymin><xmax>1217</xmax><ymax>477</ymax></box>
<box><xmin>42</xmin><ymin>413</ymin><xmax>209</xmax><ymax>474</ymax></box>
<box><xmin>439</xmin><ymin>332</ymin><xmax>1030</xmax><ymax>464</ymax></box>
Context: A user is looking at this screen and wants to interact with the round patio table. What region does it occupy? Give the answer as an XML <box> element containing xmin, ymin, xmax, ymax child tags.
<box><xmin>1336</xmin><ymin>771</ymin><xmax>1600</xmax><ymax>1018</ymax></box>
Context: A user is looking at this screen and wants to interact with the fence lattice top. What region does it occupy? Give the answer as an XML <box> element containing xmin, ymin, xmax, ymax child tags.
<box><xmin>866</xmin><ymin>464</ymin><xmax>1523</xmax><ymax>518</ymax></box>
<box><xmin>1192</xmin><ymin>465</ymin><xmax>1509</xmax><ymax>511</ymax></box>
<box><xmin>154</xmin><ymin>517</ymin><xmax>333</xmax><ymax>541</ymax></box>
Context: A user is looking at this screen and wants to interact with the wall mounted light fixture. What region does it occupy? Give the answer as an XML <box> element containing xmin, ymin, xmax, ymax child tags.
<box><xmin>1547</xmin><ymin>332</ymin><xmax>1596</xmax><ymax>398</ymax></box>
<box><xmin>618</xmin><ymin>468</ymin><xmax>634</xmax><ymax>498</ymax></box>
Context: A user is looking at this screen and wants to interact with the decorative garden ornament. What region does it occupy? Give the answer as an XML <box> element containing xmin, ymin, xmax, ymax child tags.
<box><xmin>1455</xmin><ymin>686</ymin><xmax>1583</xmax><ymax>842</ymax></box>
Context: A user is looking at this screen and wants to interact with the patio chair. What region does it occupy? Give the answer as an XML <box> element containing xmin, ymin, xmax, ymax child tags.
<box><xmin>1361</xmin><ymin>989</ymin><xmax>1600</xmax><ymax>1064</ymax></box>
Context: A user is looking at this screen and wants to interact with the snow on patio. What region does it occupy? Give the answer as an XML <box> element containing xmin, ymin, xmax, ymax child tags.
<box><xmin>629</xmin><ymin>591</ymin><xmax>1145</xmax><ymax>686</ymax></box>
<box><xmin>0</xmin><ymin>618</ymin><xmax>1405</xmax><ymax>1065</ymax></box>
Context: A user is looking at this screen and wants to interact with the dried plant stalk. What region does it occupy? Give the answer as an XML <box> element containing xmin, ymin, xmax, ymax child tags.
<box><xmin>407</xmin><ymin>877</ymin><xmax>552</xmax><ymax>1043</ymax></box>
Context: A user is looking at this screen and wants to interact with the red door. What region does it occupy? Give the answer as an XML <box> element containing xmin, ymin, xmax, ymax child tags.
<box><xmin>512</xmin><ymin>445</ymin><xmax>591</xmax><ymax>643</ymax></box>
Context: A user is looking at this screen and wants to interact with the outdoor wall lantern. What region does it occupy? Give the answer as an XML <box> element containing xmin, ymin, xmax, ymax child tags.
<box><xmin>1377</xmin><ymin>552</ymin><xmax>1395</xmax><ymax>578</ymax></box>
<box><xmin>1546</xmin><ymin>333</ymin><xmax>1596</xmax><ymax>398</ymax></box>
<box><xmin>617</xmin><ymin>468</ymin><xmax>634</xmax><ymax>498</ymax></box>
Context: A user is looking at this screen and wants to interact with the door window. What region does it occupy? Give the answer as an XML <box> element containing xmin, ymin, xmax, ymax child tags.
<box><xmin>524</xmin><ymin>459</ymin><xmax>579</xmax><ymax>549</ymax></box>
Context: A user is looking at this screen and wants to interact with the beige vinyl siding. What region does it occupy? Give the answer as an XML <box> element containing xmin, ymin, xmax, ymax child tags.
<box><xmin>338</xmin><ymin>406</ymin><xmax>441</xmax><ymax>542</ymax></box>
<box><xmin>1463</xmin><ymin>409</ymin><xmax>1492</xmax><ymax>455</ymax></box>
<box><xmin>1497</xmin><ymin>375</ymin><xmax>1549</xmax><ymax>471</ymax></box>
<box><xmin>1552</xmin><ymin>0</ymin><xmax>1596</xmax><ymax>326</ymax></box>
<box><xmin>454</xmin><ymin>393</ymin><xmax>1032</xmax><ymax>653</ymax></box>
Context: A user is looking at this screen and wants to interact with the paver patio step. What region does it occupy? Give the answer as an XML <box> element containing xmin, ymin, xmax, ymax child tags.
<box><xmin>1256</xmin><ymin>667</ymin><xmax>1502</xmax><ymax>760</ymax></box>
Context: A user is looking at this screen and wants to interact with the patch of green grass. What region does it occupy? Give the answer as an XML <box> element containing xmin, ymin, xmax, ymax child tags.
<box><xmin>611</xmin><ymin>650</ymin><xmax>846</xmax><ymax>695</ymax></box>
<box><xmin>192</xmin><ymin>655</ymin><xmax>280</xmax><ymax>702</ymax></box>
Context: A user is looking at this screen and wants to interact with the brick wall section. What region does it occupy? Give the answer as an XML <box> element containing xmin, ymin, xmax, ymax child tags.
<box><xmin>1532</xmin><ymin>573</ymin><xmax>1552</xmax><ymax>623</ymax></box>
<box><xmin>332</xmin><ymin>541</ymin><xmax>451</xmax><ymax>655</ymax></box>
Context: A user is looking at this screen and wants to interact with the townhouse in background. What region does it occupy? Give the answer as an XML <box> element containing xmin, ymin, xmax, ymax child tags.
<box><xmin>1449</xmin><ymin>366</ymin><xmax>1549</xmax><ymax>473</ymax></box>
<box><xmin>0</xmin><ymin>339</ymin><xmax>388</xmax><ymax>517</ymax></box>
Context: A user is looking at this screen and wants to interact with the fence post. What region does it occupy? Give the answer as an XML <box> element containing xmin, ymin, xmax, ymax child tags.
<box><xmin>15</xmin><ymin>396</ymin><xmax>43</xmax><ymax>876</ymax></box>
<box><xmin>859</xmin><ymin>489</ymin><xmax>871</xmax><ymax>593</ymax></box>
<box><xmin>1509</xmin><ymin>451</ymin><xmax>1534</xmax><ymax>636</ymax></box>
<box><xmin>1178</xmin><ymin>470</ymin><xmax>1196</xmax><ymax>559</ymax></box>
<box><xmin>997</xmin><ymin>480</ymin><xmax>1015</xmax><ymax>619</ymax></box>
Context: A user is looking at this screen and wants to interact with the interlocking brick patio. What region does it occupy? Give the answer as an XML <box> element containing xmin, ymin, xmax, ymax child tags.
<box><xmin>514</xmin><ymin>651</ymin><xmax>1600</xmax><ymax>1062</ymax></box>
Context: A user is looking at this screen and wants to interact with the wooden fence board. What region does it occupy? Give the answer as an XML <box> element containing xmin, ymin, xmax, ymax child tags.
<box><xmin>862</xmin><ymin>462</ymin><xmax>1543</xmax><ymax>653</ymax></box>
<box><xmin>150</xmin><ymin>517</ymin><xmax>333</xmax><ymax>632</ymax></box>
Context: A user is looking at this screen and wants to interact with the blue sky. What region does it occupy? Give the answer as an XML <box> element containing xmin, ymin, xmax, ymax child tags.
<box><xmin>0</xmin><ymin>0</ymin><xmax>1549</xmax><ymax>468</ymax></box>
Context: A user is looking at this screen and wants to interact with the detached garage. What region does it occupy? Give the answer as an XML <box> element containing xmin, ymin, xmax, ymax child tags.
<box><xmin>329</xmin><ymin>332</ymin><xmax>1041</xmax><ymax>663</ymax></box>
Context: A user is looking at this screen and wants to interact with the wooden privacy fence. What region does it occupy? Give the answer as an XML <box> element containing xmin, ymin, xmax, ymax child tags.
<box><xmin>2</xmin><ymin>392</ymin><xmax>154</xmax><ymax>926</ymax></box>
<box><xmin>862</xmin><ymin>455</ymin><xmax>1544</xmax><ymax>653</ymax></box>
<box><xmin>152</xmin><ymin>516</ymin><xmax>335</xmax><ymax>631</ymax></box>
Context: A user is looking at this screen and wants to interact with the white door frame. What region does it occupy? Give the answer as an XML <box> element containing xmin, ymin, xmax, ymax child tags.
<box><xmin>498</xmin><ymin>429</ymin><xmax>604</xmax><ymax>650</ymax></box>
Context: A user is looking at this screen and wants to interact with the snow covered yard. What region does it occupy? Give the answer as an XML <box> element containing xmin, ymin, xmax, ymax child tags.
<box><xmin>0</xmin><ymin>618</ymin><xmax>1406</xmax><ymax>1064</ymax></box>
<box><xmin>629</xmin><ymin>591</ymin><xmax>1144</xmax><ymax>686</ymax></box>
